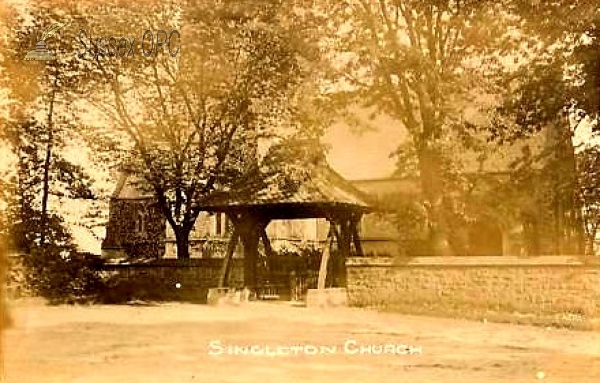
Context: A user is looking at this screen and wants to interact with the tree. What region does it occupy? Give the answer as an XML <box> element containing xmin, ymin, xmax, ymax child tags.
<box><xmin>1</xmin><ymin>117</ymin><xmax>95</xmax><ymax>252</ymax></box>
<box><xmin>321</xmin><ymin>0</ymin><xmax>522</xmax><ymax>254</ymax></box>
<box><xmin>505</xmin><ymin>0</ymin><xmax>599</xmax><ymax>123</ymax></box>
<box><xmin>0</xmin><ymin>2</ymin><xmax>109</xmax><ymax>302</ymax></box>
<box><xmin>0</xmin><ymin>1</ymin><xmax>98</xmax><ymax>246</ymax></box>
<box><xmin>577</xmin><ymin>146</ymin><xmax>600</xmax><ymax>255</ymax></box>
<box><xmin>73</xmin><ymin>1</ymin><xmax>320</xmax><ymax>259</ymax></box>
<box><xmin>490</xmin><ymin>1</ymin><xmax>600</xmax><ymax>255</ymax></box>
<box><xmin>0</xmin><ymin>116</ymin><xmax>104</xmax><ymax>302</ymax></box>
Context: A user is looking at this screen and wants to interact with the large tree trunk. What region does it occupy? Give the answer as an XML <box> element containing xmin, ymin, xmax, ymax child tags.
<box><xmin>417</xmin><ymin>145</ymin><xmax>452</xmax><ymax>256</ymax></box>
<box><xmin>39</xmin><ymin>137</ymin><xmax>52</xmax><ymax>246</ymax></box>
<box><xmin>174</xmin><ymin>227</ymin><xmax>191</xmax><ymax>260</ymax></box>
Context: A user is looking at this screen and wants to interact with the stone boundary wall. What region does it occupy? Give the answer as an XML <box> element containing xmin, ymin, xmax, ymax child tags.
<box><xmin>98</xmin><ymin>259</ymin><xmax>244</xmax><ymax>302</ymax></box>
<box><xmin>346</xmin><ymin>256</ymin><xmax>600</xmax><ymax>326</ymax></box>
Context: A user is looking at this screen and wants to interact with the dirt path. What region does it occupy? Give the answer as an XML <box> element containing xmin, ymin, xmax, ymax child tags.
<box><xmin>2</xmin><ymin>300</ymin><xmax>599</xmax><ymax>383</ymax></box>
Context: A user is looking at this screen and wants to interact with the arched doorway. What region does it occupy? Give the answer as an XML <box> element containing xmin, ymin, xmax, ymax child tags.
<box><xmin>468</xmin><ymin>220</ymin><xmax>503</xmax><ymax>256</ymax></box>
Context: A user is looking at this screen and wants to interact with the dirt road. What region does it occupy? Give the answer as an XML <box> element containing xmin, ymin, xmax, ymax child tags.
<box><xmin>2</xmin><ymin>300</ymin><xmax>599</xmax><ymax>383</ymax></box>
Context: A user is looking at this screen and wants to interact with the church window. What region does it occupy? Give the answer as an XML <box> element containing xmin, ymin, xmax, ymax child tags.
<box><xmin>136</xmin><ymin>210</ymin><xmax>148</xmax><ymax>234</ymax></box>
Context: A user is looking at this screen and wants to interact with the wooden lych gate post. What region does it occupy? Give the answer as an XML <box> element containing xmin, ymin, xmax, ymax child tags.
<box><xmin>317</xmin><ymin>212</ymin><xmax>364</xmax><ymax>289</ymax></box>
<box><xmin>218</xmin><ymin>212</ymin><xmax>272</xmax><ymax>293</ymax></box>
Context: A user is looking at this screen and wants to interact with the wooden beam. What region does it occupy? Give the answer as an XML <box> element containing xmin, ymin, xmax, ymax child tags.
<box><xmin>317</xmin><ymin>226</ymin><xmax>335</xmax><ymax>289</ymax></box>
<box><xmin>329</xmin><ymin>217</ymin><xmax>341</xmax><ymax>244</ymax></box>
<box><xmin>351</xmin><ymin>213</ymin><xmax>364</xmax><ymax>257</ymax></box>
<box><xmin>325</xmin><ymin>217</ymin><xmax>342</xmax><ymax>287</ymax></box>
<box><xmin>218</xmin><ymin>228</ymin><xmax>239</xmax><ymax>288</ymax></box>
<box><xmin>259</xmin><ymin>223</ymin><xmax>273</xmax><ymax>258</ymax></box>
<box><xmin>336</xmin><ymin>217</ymin><xmax>351</xmax><ymax>287</ymax></box>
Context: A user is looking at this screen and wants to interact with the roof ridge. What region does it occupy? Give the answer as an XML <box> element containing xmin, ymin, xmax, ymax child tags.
<box><xmin>111</xmin><ymin>172</ymin><xmax>129</xmax><ymax>199</ymax></box>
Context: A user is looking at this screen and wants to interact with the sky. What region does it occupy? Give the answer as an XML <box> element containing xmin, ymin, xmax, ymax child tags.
<box><xmin>323</xmin><ymin>113</ymin><xmax>405</xmax><ymax>180</ymax></box>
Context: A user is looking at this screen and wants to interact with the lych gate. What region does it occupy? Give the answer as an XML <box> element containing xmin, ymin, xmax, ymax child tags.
<box><xmin>203</xmin><ymin>155</ymin><xmax>372</xmax><ymax>294</ymax></box>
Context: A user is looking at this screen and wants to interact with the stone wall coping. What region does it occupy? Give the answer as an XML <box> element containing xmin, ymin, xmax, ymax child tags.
<box><xmin>98</xmin><ymin>258</ymin><xmax>235</xmax><ymax>268</ymax></box>
<box><xmin>346</xmin><ymin>255</ymin><xmax>600</xmax><ymax>267</ymax></box>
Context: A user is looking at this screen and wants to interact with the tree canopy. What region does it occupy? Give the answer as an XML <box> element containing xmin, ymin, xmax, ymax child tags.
<box><xmin>317</xmin><ymin>0</ymin><xmax>530</xmax><ymax>254</ymax></box>
<box><xmin>2</xmin><ymin>1</ymin><xmax>329</xmax><ymax>259</ymax></box>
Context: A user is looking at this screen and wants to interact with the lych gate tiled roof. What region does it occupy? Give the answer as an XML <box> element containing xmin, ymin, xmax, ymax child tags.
<box><xmin>109</xmin><ymin>138</ymin><xmax>374</xmax><ymax>218</ymax></box>
<box><xmin>202</xmin><ymin>161</ymin><xmax>373</xmax><ymax>213</ymax></box>
<box><xmin>110</xmin><ymin>161</ymin><xmax>373</xmax><ymax>213</ymax></box>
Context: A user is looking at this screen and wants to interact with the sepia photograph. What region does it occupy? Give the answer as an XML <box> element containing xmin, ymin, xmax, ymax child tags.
<box><xmin>0</xmin><ymin>0</ymin><xmax>599</xmax><ymax>382</ymax></box>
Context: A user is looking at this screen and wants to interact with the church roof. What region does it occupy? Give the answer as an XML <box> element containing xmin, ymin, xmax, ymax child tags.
<box><xmin>111</xmin><ymin>173</ymin><xmax>154</xmax><ymax>200</ymax></box>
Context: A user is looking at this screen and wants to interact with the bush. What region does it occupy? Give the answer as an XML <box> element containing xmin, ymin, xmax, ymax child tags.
<box><xmin>22</xmin><ymin>244</ymin><xmax>106</xmax><ymax>304</ymax></box>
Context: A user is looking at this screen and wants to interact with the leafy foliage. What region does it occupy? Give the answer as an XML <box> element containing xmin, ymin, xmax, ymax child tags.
<box><xmin>1</xmin><ymin>118</ymin><xmax>96</xmax><ymax>250</ymax></box>
<box><xmin>577</xmin><ymin>146</ymin><xmax>600</xmax><ymax>254</ymax></box>
<box><xmin>318</xmin><ymin>0</ymin><xmax>526</xmax><ymax>254</ymax></box>
<box><xmin>61</xmin><ymin>1</ymin><xmax>325</xmax><ymax>259</ymax></box>
<box><xmin>0</xmin><ymin>1</ymin><xmax>335</xmax><ymax>271</ymax></box>
<box><xmin>376</xmin><ymin>196</ymin><xmax>430</xmax><ymax>256</ymax></box>
<box><xmin>506</xmin><ymin>0</ymin><xmax>599</xmax><ymax>119</ymax></box>
<box><xmin>0</xmin><ymin>118</ymin><xmax>104</xmax><ymax>301</ymax></box>
<box><xmin>489</xmin><ymin>1</ymin><xmax>599</xmax><ymax>254</ymax></box>
<box><xmin>22</xmin><ymin>241</ymin><xmax>105</xmax><ymax>304</ymax></box>
<box><xmin>0</xmin><ymin>1</ymin><xmax>106</xmax><ymax>258</ymax></box>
